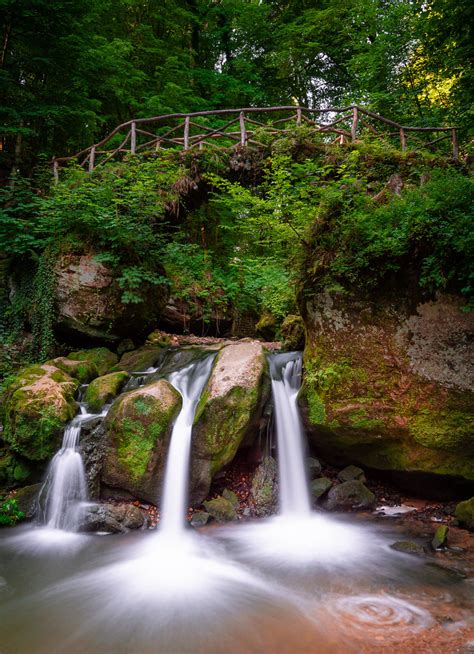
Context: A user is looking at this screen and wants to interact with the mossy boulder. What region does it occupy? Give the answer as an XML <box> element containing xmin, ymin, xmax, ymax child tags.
<box><xmin>102</xmin><ymin>380</ymin><xmax>181</xmax><ymax>503</ymax></box>
<box><xmin>46</xmin><ymin>357</ymin><xmax>99</xmax><ymax>383</ymax></box>
<box><xmin>326</xmin><ymin>480</ymin><xmax>375</xmax><ymax>511</ymax></box>
<box><xmin>454</xmin><ymin>498</ymin><xmax>474</xmax><ymax>531</ymax></box>
<box><xmin>311</xmin><ymin>477</ymin><xmax>333</xmax><ymax>499</ymax></box>
<box><xmin>68</xmin><ymin>348</ymin><xmax>118</xmax><ymax>376</ymax></box>
<box><xmin>300</xmin><ymin>291</ymin><xmax>474</xmax><ymax>491</ymax></box>
<box><xmin>203</xmin><ymin>496</ymin><xmax>237</xmax><ymax>522</ymax></box>
<box><xmin>10</xmin><ymin>483</ymin><xmax>42</xmax><ymax>518</ymax></box>
<box><xmin>84</xmin><ymin>372</ymin><xmax>130</xmax><ymax>413</ymax></box>
<box><xmin>190</xmin><ymin>341</ymin><xmax>267</xmax><ymax>503</ymax></box>
<box><xmin>1</xmin><ymin>364</ymin><xmax>78</xmax><ymax>462</ymax></box>
<box><xmin>280</xmin><ymin>314</ymin><xmax>305</xmax><ymax>350</ymax></box>
<box><xmin>112</xmin><ymin>346</ymin><xmax>167</xmax><ymax>373</ymax></box>
<box><xmin>250</xmin><ymin>456</ymin><xmax>278</xmax><ymax>517</ymax></box>
<box><xmin>255</xmin><ymin>311</ymin><xmax>276</xmax><ymax>340</ymax></box>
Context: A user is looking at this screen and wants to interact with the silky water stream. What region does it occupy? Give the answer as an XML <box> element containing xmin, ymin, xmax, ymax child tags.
<box><xmin>0</xmin><ymin>351</ymin><xmax>472</xmax><ymax>653</ymax></box>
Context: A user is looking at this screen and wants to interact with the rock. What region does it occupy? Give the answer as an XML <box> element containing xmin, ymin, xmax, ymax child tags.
<box><xmin>300</xmin><ymin>291</ymin><xmax>474</xmax><ymax>492</ymax></box>
<box><xmin>101</xmin><ymin>380</ymin><xmax>181</xmax><ymax>503</ymax></box>
<box><xmin>146</xmin><ymin>330</ymin><xmax>171</xmax><ymax>348</ymax></box>
<box><xmin>1</xmin><ymin>364</ymin><xmax>78</xmax><ymax>462</ymax></box>
<box><xmin>337</xmin><ymin>465</ymin><xmax>366</xmax><ymax>483</ymax></box>
<box><xmin>255</xmin><ymin>311</ymin><xmax>276</xmax><ymax>341</ymax></box>
<box><xmin>80</xmin><ymin>503</ymin><xmax>147</xmax><ymax>533</ymax></box>
<box><xmin>190</xmin><ymin>511</ymin><xmax>210</xmax><ymax>528</ymax></box>
<box><xmin>46</xmin><ymin>357</ymin><xmax>99</xmax><ymax>383</ymax></box>
<box><xmin>190</xmin><ymin>342</ymin><xmax>267</xmax><ymax>503</ymax></box>
<box><xmin>11</xmin><ymin>483</ymin><xmax>42</xmax><ymax>518</ymax></box>
<box><xmin>117</xmin><ymin>339</ymin><xmax>135</xmax><ymax>356</ymax></box>
<box><xmin>203</xmin><ymin>496</ymin><xmax>237</xmax><ymax>522</ymax></box>
<box><xmin>326</xmin><ymin>480</ymin><xmax>375</xmax><ymax>511</ymax></box>
<box><xmin>454</xmin><ymin>497</ymin><xmax>474</xmax><ymax>530</ymax></box>
<box><xmin>55</xmin><ymin>253</ymin><xmax>169</xmax><ymax>342</ymax></box>
<box><xmin>250</xmin><ymin>456</ymin><xmax>278</xmax><ymax>517</ymax></box>
<box><xmin>390</xmin><ymin>540</ymin><xmax>425</xmax><ymax>555</ymax></box>
<box><xmin>222</xmin><ymin>488</ymin><xmax>239</xmax><ymax>508</ymax></box>
<box><xmin>0</xmin><ymin>451</ymin><xmax>32</xmax><ymax>487</ymax></box>
<box><xmin>280</xmin><ymin>314</ymin><xmax>305</xmax><ymax>350</ymax></box>
<box><xmin>68</xmin><ymin>348</ymin><xmax>118</xmax><ymax>376</ymax></box>
<box><xmin>432</xmin><ymin>525</ymin><xmax>449</xmax><ymax>549</ymax></box>
<box><xmin>113</xmin><ymin>347</ymin><xmax>167</xmax><ymax>373</ymax></box>
<box><xmin>307</xmin><ymin>457</ymin><xmax>322</xmax><ymax>479</ymax></box>
<box><xmin>84</xmin><ymin>372</ymin><xmax>130</xmax><ymax>412</ymax></box>
<box><xmin>311</xmin><ymin>477</ymin><xmax>332</xmax><ymax>499</ymax></box>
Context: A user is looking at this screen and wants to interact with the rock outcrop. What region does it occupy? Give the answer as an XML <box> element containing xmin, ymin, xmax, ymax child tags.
<box><xmin>101</xmin><ymin>380</ymin><xmax>182</xmax><ymax>503</ymax></box>
<box><xmin>84</xmin><ymin>372</ymin><xmax>130</xmax><ymax>412</ymax></box>
<box><xmin>300</xmin><ymin>291</ymin><xmax>474</xmax><ymax>493</ymax></box>
<box><xmin>55</xmin><ymin>253</ymin><xmax>168</xmax><ymax>342</ymax></box>
<box><xmin>190</xmin><ymin>341</ymin><xmax>268</xmax><ymax>503</ymax></box>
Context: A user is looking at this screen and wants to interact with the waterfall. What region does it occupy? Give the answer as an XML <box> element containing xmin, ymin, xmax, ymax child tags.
<box><xmin>160</xmin><ymin>354</ymin><xmax>215</xmax><ymax>535</ymax></box>
<box><xmin>38</xmin><ymin>400</ymin><xmax>107</xmax><ymax>531</ymax></box>
<box><xmin>268</xmin><ymin>352</ymin><xmax>312</xmax><ymax>516</ymax></box>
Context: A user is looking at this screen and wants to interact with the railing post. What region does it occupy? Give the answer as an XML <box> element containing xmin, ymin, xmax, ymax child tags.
<box><xmin>239</xmin><ymin>111</ymin><xmax>247</xmax><ymax>146</ymax></box>
<box><xmin>89</xmin><ymin>146</ymin><xmax>96</xmax><ymax>172</ymax></box>
<box><xmin>52</xmin><ymin>158</ymin><xmax>59</xmax><ymax>185</ymax></box>
<box><xmin>399</xmin><ymin>127</ymin><xmax>407</xmax><ymax>151</ymax></box>
<box><xmin>351</xmin><ymin>106</ymin><xmax>358</xmax><ymax>141</ymax></box>
<box><xmin>184</xmin><ymin>116</ymin><xmax>190</xmax><ymax>151</ymax></box>
<box><xmin>339</xmin><ymin>134</ymin><xmax>344</xmax><ymax>145</ymax></box>
<box><xmin>131</xmin><ymin>121</ymin><xmax>136</xmax><ymax>154</ymax></box>
<box><xmin>452</xmin><ymin>128</ymin><xmax>459</xmax><ymax>160</ymax></box>
<box><xmin>296</xmin><ymin>107</ymin><xmax>302</xmax><ymax>125</ymax></box>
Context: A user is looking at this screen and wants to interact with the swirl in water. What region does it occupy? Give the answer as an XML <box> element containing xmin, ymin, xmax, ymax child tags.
<box><xmin>330</xmin><ymin>594</ymin><xmax>434</xmax><ymax>635</ymax></box>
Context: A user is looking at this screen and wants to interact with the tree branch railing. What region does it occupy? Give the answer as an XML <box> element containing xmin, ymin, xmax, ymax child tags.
<box><xmin>52</xmin><ymin>105</ymin><xmax>461</xmax><ymax>180</ymax></box>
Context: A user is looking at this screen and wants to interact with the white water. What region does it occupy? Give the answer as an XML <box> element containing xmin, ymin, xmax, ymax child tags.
<box><xmin>160</xmin><ymin>354</ymin><xmax>215</xmax><ymax>535</ymax></box>
<box><xmin>268</xmin><ymin>352</ymin><xmax>312</xmax><ymax>516</ymax></box>
<box><xmin>38</xmin><ymin>402</ymin><xmax>107</xmax><ymax>531</ymax></box>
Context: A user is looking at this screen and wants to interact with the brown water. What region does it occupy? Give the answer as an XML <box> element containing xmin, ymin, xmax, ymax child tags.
<box><xmin>0</xmin><ymin>515</ymin><xmax>473</xmax><ymax>654</ymax></box>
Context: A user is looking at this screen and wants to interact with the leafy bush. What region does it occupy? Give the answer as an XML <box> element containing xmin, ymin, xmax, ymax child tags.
<box><xmin>0</xmin><ymin>497</ymin><xmax>25</xmax><ymax>526</ymax></box>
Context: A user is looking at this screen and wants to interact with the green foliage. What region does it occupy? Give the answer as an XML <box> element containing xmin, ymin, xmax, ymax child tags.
<box><xmin>0</xmin><ymin>497</ymin><xmax>25</xmax><ymax>526</ymax></box>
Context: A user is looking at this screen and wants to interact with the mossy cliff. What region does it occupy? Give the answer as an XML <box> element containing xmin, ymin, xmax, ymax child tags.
<box><xmin>190</xmin><ymin>341</ymin><xmax>268</xmax><ymax>503</ymax></box>
<box><xmin>101</xmin><ymin>380</ymin><xmax>181</xmax><ymax>503</ymax></box>
<box><xmin>299</xmin><ymin>290</ymin><xmax>474</xmax><ymax>491</ymax></box>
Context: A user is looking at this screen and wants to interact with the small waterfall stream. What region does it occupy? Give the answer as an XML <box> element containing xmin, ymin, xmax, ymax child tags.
<box><xmin>160</xmin><ymin>354</ymin><xmax>215</xmax><ymax>535</ymax></box>
<box><xmin>268</xmin><ymin>351</ymin><xmax>312</xmax><ymax>516</ymax></box>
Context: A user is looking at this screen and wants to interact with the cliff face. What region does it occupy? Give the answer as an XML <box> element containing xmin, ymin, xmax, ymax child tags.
<box><xmin>299</xmin><ymin>288</ymin><xmax>474</xmax><ymax>494</ymax></box>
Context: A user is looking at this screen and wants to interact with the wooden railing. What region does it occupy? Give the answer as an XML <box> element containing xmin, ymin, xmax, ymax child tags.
<box><xmin>52</xmin><ymin>105</ymin><xmax>460</xmax><ymax>180</ymax></box>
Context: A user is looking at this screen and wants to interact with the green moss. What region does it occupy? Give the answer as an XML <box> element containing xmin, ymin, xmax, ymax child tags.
<box><xmin>455</xmin><ymin>498</ymin><xmax>474</xmax><ymax>530</ymax></box>
<box><xmin>112</xmin><ymin>347</ymin><xmax>165</xmax><ymax>373</ymax></box>
<box><xmin>84</xmin><ymin>371</ymin><xmax>129</xmax><ymax>412</ymax></box>
<box><xmin>348</xmin><ymin>409</ymin><xmax>385</xmax><ymax>430</ymax></box>
<box><xmin>68</xmin><ymin>348</ymin><xmax>118</xmax><ymax>376</ymax></box>
<box><xmin>306</xmin><ymin>387</ymin><xmax>326</xmax><ymax>424</ymax></box>
<box><xmin>410</xmin><ymin>409</ymin><xmax>474</xmax><ymax>453</ymax></box>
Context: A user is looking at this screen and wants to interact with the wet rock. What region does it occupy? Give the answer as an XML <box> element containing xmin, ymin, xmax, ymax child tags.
<box><xmin>454</xmin><ymin>497</ymin><xmax>474</xmax><ymax>530</ymax></box>
<box><xmin>11</xmin><ymin>483</ymin><xmax>42</xmax><ymax>518</ymax></box>
<box><xmin>84</xmin><ymin>372</ymin><xmax>130</xmax><ymax>412</ymax></box>
<box><xmin>101</xmin><ymin>380</ymin><xmax>182</xmax><ymax>503</ymax></box>
<box><xmin>250</xmin><ymin>456</ymin><xmax>278</xmax><ymax>517</ymax></box>
<box><xmin>307</xmin><ymin>457</ymin><xmax>322</xmax><ymax>479</ymax></box>
<box><xmin>326</xmin><ymin>480</ymin><xmax>375</xmax><ymax>511</ymax></box>
<box><xmin>203</xmin><ymin>496</ymin><xmax>237</xmax><ymax>522</ymax></box>
<box><xmin>337</xmin><ymin>465</ymin><xmax>366</xmax><ymax>483</ymax></box>
<box><xmin>68</xmin><ymin>348</ymin><xmax>118</xmax><ymax>377</ymax></box>
<box><xmin>80</xmin><ymin>502</ymin><xmax>147</xmax><ymax>533</ymax></box>
<box><xmin>190</xmin><ymin>342</ymin><xmax>268</xmax><ymax>503</ymax></box>
<box><xmin>1</xmin><ymin>364</ymin><xmax>78</xmax><ymax>462</ymax></box>
<box><xmin>311</xmin><ymin>477</ymin><xmax>332</xmax><ymax>499</ymax></box>
<box><xmin>390</xmin><ymin>540</ymin><xmax>425</xmax><ymax>555</ymax></box>
<box><xmin>55</xmin><ymin>252</ymin><xmax>168</xmax><ymax>342</ymax></box>
<box><xmin>113</xmin><ymin>347</ymin><xmax>167</xmax><ymax>373</ymax></box>
<box><xmin>432</xmin><ymin>525</ymin><xmax>449</xmax><ymax>549</ymax></box>
<box><xmin>190</xmin><ymin>511</ymin><xmax>210</xmax><ymax>528</ymax></box>
<box><xmin>46</xmin><ymin>357</ymin><xmax>99</xmax><ymax>383</ymax></box>
<box><xmin>222</xmin><ymin>488</ymin><xmax>239</xmax><ymax>509</ymax></box>
<box><xmin>280</xmin><ymin>314</ymin><xmax>305</xmax><ymax>350</ymax></box>
<box><xmin>117</xmin><ymin>339</ymin><xmax>135</xmax><ymax>356</ymax></box>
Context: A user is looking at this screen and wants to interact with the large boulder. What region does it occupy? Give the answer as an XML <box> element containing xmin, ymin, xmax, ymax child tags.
<box><xmin>55</xmin><ymin>253</ymin><xmax>169</xmax><ymax>342</ymax></box>
<box><xmin>326</xmin><ymin>480</ymin><xmax>376</xmax><ymax>511</ymax></box>
<box><xmin>190</xmin><ymin>341</ymin><xmax>268</xmax><ymax>503</ymax></box>
<box><xmin>1</xmin><ymin>364</ymin><xmax>78</xmax><ymax>463</ymax></box>
<box><xmin>454</xmin><ymin>498</ymin><xmax>474</xmax><ymax>531</ymax></box>
<box><xmin>300</xmin><ymin>291</ymin><xmax>474</xmax><ymax>493</ymax></box>
<box><xmin>101</xmin><ymin>381</ymin><xmax>181</xmax><ymax>503</ymax></box>
<box><xmin>84</xmin><ymin>372</ymin><xmax>130</xmax><ymax>412</ymax></box>
<box><xmin>80</xmin><ymin>502</ymin><xmax>147</xmax><ymax>533</ymax></box>
<box><xmin>67</xmin><ymin>348</ymin><xmax>118</xmax><ymax>376</ymax></box>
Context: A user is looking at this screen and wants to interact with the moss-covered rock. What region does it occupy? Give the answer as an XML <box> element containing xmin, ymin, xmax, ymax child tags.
<box><xmin>203</xmin><ymin>496</ymin><xmax>237</xmax><ymax>522</ymax></box>
<box><xmin>84</xmin><ymin>372</ymin><xmax>130</xmax><ymax>413</ymax></box>
<box><xmin>454</xmin><ymin>498</ymin><xmax>474</xmax><ymax>531</ymax></box>
<box><xmin>311</xmin><ymin>477</ymin><xmax>332</xmax><ymax>499</ymax></box>
<box><xmin>255</xmin><ymin>311</ymin><xmax>276</xmax><ymax>341</ymax></box>
<box><xmin>102</xmin><ymin>380</ymin><xmax>181</xmax><ymax>503</ymax></box>
<box><xmin>68</xmin><ymin>348</ymin><xmax>118</xmax><ymax>376</ymax></box>
<box><xmin>250</xmin><ymin>456</ymin><xmax>278</xmax><ymax>517</ymax></box>
<box><xmin>326</xmin><ymin>480</ymin><xmax>375</xmax><ymax>510</ymax></box>
<box><xmin>280</xmin><ymin>314</ymin><xmax>305</xmax><ymax>350</ymax></box>
<box><xmin>300</xmin><ymin>291</ymin><xmax>474</xmax><ymax>490</ymax></box>
<box><xmin>190</xmin><ymin>341</ymin><xmax>267</xmax><ymax>503</ymax></box>
<box><xmin>46</xmin><ymin>357</ymin><xmax>99</xmax><ymax>383</ymax></box>
<box><xmin>1</xmin><ymin>364</ymin><xmax>78</xmax><ymax>462</ymax></box>
<box><xmin>112</xmin><ymin>346</ymin><xmax>167</xmax><ymax>373</ymax></box>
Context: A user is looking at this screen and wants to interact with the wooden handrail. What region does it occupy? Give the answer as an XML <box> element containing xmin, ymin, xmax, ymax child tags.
<box><xmin>52</xmin><ymin>105</ymin><xmax>461</xmax><ymax>177</ymax></box>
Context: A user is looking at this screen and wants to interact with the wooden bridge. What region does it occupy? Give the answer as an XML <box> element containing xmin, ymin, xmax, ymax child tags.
<box><xmin>52</xmin><ymin>105</ymin><xmax>460</xmax><ymax>179</ymax></box>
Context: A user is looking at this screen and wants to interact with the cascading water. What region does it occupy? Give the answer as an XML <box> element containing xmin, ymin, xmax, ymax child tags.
<box><xmin>160</xmin><ymin>354</ymin><xmax>215</xmax><ymax>535</ymax></box>
<box><xmin>37</xmin><ymin>397</ymin><xmax>108</xmax><ymax>532</ymax></box>
<box><xmin>268</xmin><ymin>351</ymin><xmax>312</xmax><ymax>516</ymax></box>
